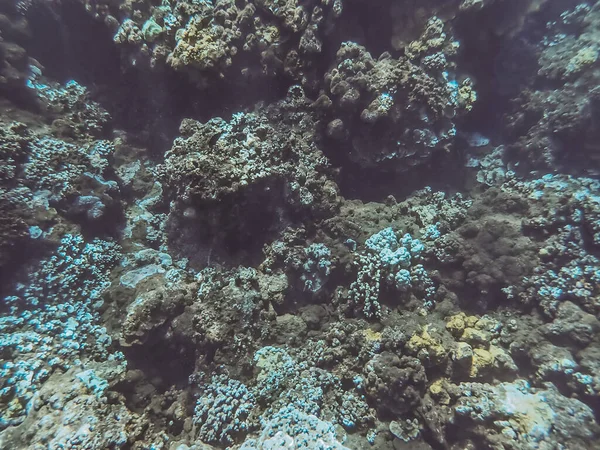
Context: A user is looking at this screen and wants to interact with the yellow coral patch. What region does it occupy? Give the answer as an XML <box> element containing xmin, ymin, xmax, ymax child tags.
<box><xmin>429</xmin><ymin>379</ymin><xmax>451</xmax><ymax>405</ymax></box>
<box><xmin>363</xmin><ymin>328</ymin><xmax>382</xmax><ymax>342</ymax></box>
<box><xmin>446</xmin><ymin>312</ymin><xmax>467</xmax><ymax>336</ymax></box>
<box><xmin>469</xmin><ymin>347</ymin><xmax>494</xmax><ymax>378</ymax></box>
<box><xmin>462</xmin><ymin>327</ymin><xmax>491</xmax><ymax>348</ymax></box>
<box><xmin>407</xmin><ymin>327</ymin><xmax>447</xmax><ymax>365</ymax></box>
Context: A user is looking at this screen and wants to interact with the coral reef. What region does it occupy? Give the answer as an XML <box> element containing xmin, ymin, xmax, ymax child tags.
<box><xmin>502</xmin><ymin>1</ymin><xmax>600</xmax><ymax>173</ymax></box>
<box><xmin>158</xmin><ymin>86</ymin><xmax>340</xmax><ymax>266</ymax></box>
<box><xmin>0</xmin><ymin>362</ymin><xmax>143</xmax><ymax>449</ymax></box>
<box><xmin>454</xmin><ymin>380</ymin><xmax>599</xmax><ymax>448</ymax></box>
<box><xmin>2</xmin><ymin>0</ymin><xmax>600</xmax><ymax>449</ymax></box>
<box><xmin>348</xmin><ymin>227</ymin><xmax>433</xmax><ymax>318</ymax></box>
<box><xmin>0</xmin><ymin>233</ymin><xmax>122</xmax><ymax>427</ymax></box>
<box><xmin>107</xmin><ymin>0</ymin><xmax>343</xmax><ymax>89</ymax></box>
<box><xmin>193</xmin><ymin>374</ymin><xmax>255</xmax><ymax>445</ymax></box>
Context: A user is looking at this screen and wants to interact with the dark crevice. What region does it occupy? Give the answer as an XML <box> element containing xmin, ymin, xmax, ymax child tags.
<box><xmin>453</xmin><ymin>11</ymin><xmax>535</xmax><ymax>138</ymax></box>
<box><xmin>333</xmin><ymin>144</ymin><xmax>469</xmax><ymax>203</ymax></box>
<box><xmin>25</xmin><ymin>0</ymin><xmax>119</xmax><ymax>86</ymax></box>
<box><xmin>120</xmin><ymin>325</ymin><xmax>196</xmax><ymax>391</ymax></box>
<box><xmin>167</xmin><ymin>180</ymin><xmax>294</xmax><ymax>270</ymax></box>
<box><xmin>0</xmin><ymin>239</ymin><xmax>57</xmax><ymax>300</ymax></box>
<box><xmin>338</xmin><ymin>0</ymin><xmax>395</xmax><ymax>57</ymax></box>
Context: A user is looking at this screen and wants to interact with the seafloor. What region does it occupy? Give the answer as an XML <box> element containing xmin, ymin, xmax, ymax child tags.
<box><xmin>1</xmin><ymin>0</ymin><xmax>600</xmax><ymax>449</ymax></box>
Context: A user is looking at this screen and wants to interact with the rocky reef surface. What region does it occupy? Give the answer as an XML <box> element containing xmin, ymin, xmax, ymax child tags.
<box><xmin>1</xmin><ymin>0</ymin><xmax>600</xmax><ymax>449</ymax></box>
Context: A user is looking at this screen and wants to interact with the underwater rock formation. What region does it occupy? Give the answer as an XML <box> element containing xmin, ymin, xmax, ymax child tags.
<box><xmin>320</xmin><ymin>18</ymin><xmax>475</xmax><ymax>172</ymax></box>
<box><xmin>158</xmin><ymin>86</ymin><xmax>340</xmax><ymax>267</ymax></box>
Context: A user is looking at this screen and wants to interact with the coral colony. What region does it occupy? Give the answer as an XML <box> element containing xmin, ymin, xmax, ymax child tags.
<box><xmin>1</xmin><ymin>0</ymin><xmax>600</xmax><ymax>449</ymax></box>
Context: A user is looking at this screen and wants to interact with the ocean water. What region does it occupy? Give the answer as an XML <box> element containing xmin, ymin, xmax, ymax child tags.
<box><xmin>1</xmin><ymin>0</ymin><xmax>600</xmax><ymax>448</ymax></box>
